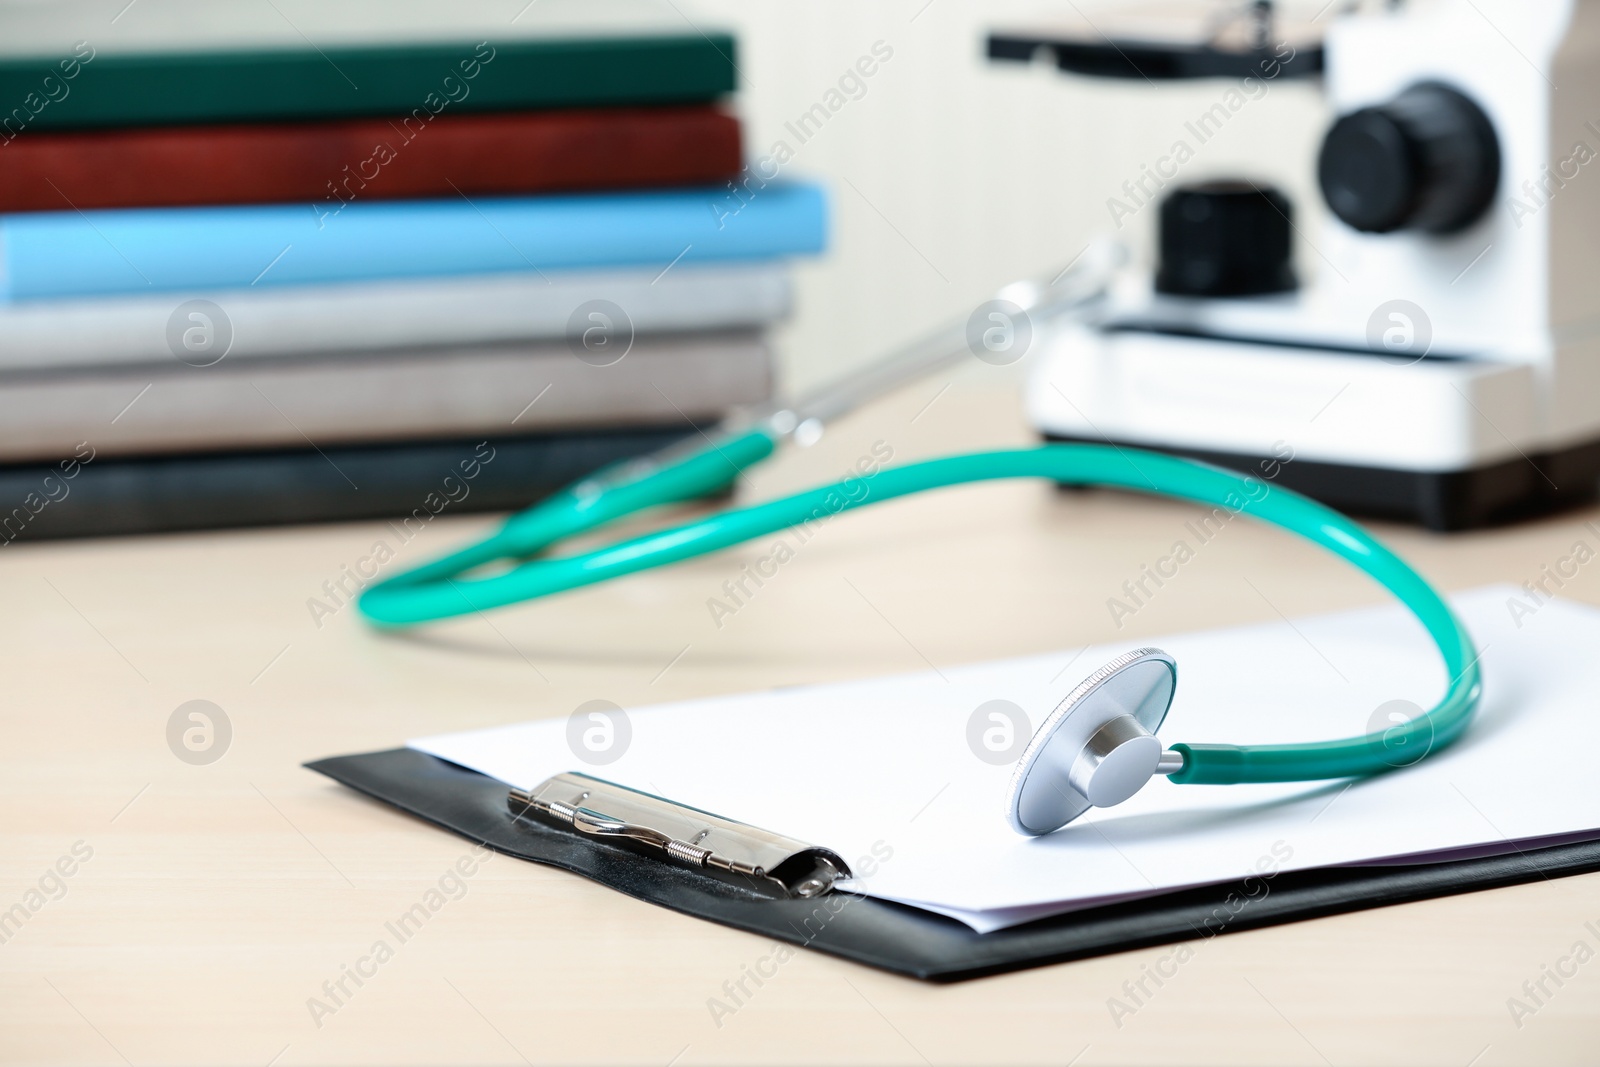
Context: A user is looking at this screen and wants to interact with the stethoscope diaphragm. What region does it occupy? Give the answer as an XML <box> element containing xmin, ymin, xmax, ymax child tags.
<box><xmin>1006</xmin><ymin>648</ymin><xmax>1182</xmax><ymax>835</ymax></box>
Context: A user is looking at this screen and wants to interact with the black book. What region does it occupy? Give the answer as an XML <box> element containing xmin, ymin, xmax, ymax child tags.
<box><xmin>0</xmin><ymin>427</ymin><xmax>689</xmax><ymax>543</ymax></box>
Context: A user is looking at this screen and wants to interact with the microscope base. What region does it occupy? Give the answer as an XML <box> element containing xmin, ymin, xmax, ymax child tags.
<box><xmin>1043</xmin><ymin>432</ymin><xmax>1600</xmax><ymax>531</ymax></box>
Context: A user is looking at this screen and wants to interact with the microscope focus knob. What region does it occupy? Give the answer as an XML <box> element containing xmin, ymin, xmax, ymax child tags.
<box><xmin>1318</xmin><ymin>82</ymin><xmax>1500</xmax><ymax>234</ymax></box>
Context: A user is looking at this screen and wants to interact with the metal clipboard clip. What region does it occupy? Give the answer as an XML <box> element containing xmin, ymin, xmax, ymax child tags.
<box><xmin>508</xmin><ymin>772</ymin><xmax>851</xmax><ymax>899</ymax></box>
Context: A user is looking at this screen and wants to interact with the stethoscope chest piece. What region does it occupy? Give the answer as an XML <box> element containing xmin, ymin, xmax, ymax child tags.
<box><xmin>1006</xmin><ymin>648</ymin><xmax>1180</xmax><ymax>836</ymax></box>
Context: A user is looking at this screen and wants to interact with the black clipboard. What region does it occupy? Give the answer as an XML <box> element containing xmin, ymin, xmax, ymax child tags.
<box><xmin>308</xmin><ymin>746</ymin><xmax>1600</xmax><ymax>982</ymax></box>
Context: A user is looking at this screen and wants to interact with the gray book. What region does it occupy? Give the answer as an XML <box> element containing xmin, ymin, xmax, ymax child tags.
<box><xmin>0</xmin><ymin>264</ymin><xmax>790</xmax><ymax>372</ymax></box>
<box><xmin>0</xmin><ymin>331</ymin><xmax>770</xmax><ymax>462</ymax></box>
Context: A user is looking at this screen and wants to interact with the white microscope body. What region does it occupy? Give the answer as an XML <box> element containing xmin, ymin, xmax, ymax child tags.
<box><xmin>1025</xmin><ymin>0</ymin><xmax>1600</xmax><ymax>529</ymax></box>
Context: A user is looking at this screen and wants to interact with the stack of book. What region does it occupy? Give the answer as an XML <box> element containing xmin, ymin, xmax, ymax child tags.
<box><xmin>0</xmin><ymin>1</ymin><xmax>825</xmax><ymax>540</ymax></box>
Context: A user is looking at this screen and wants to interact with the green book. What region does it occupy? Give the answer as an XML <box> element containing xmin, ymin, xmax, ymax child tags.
<box><xmin>0</xmin><ymin>0</ymin><xmax>737</xmax><ymax>130</ymax></box>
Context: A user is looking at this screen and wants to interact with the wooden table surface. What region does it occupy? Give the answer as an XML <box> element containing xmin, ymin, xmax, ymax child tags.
<box><xmin>3</xmin><ymin>376</ymin><xmax>1597</xmax><ymax>1066</ymax></box>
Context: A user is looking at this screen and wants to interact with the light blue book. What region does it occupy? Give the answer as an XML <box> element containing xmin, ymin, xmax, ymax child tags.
<box><xmin>0</xmin><ymin>183</ymin><xmax>826</xmax><ymax>302</ymax></box>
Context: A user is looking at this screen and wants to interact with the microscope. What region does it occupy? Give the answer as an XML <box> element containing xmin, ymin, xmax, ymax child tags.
<box><xmin>991</xmin><ymin>0</ymin><xmax>1600</xmax><ymax>529</ymax></box>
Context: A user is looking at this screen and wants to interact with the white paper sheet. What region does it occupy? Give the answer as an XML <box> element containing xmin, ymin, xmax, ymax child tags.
<box><xmin>411</xmin><ymin>586</ymin><xmax>1600</xmax><ymax>932</ymax></box>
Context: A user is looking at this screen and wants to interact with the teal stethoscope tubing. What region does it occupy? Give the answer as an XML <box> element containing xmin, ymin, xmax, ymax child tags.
<box><xmin>357</xmin><ymin>426</ymin><xmax>1482</xmax><ymax>788</ymax></box>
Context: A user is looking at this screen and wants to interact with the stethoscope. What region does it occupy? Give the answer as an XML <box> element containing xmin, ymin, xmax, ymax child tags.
<box><xmin>358</xmin><ymin>244</ymin><xmax>1483</xmax><ymax>836</ymax></box>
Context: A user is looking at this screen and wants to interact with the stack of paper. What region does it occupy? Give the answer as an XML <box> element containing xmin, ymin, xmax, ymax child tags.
<box><xmin>413</xmin><ymin>586</ymin><xmax>1600</xmax><ymax>933</ymax></box>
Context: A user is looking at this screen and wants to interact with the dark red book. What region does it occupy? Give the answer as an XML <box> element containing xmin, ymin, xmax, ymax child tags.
<box><xmin>0</xmin><ymin>106</ymin><xmax>742</xmax><ymax>212</ymax></box>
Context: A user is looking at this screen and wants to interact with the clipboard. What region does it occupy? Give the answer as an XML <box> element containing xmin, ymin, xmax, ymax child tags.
<box><xmin>307</xmin><ymin>745</ymin><xmax>1600</xmax><ymax>982</ymax></box>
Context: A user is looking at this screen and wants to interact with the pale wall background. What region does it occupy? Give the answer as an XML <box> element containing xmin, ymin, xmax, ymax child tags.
<box><xmin>691</xmin><ymin>0</ymin><xmax>1332</xmax><ymax>393</ymax></box>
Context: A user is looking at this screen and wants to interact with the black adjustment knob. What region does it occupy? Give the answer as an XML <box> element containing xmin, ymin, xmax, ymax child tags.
<box><xmin>1154</xmin><ymin>181</ymin><xmax>1296</xmax><ymax>298</ymax></box>
<box><xmin>1318</xmin><ymin>81</ymin><xmax>1500</xmax><ymax>234</ymax></box>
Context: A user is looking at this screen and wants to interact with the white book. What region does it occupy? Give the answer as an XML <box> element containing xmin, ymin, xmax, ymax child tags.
<box><xmin>0</xmin><ymin>331</ymin><xmax>769</xmax><ymax>462</ymax></box>
<box><xmin>0</xmin><ymin>0</ymin><xmax>702</xmax><ymax>54</ymax></box>
<box><xmin>0</xmin><ymin>263</ymin><xmax>790</xmax><ymax>372</ymax></box>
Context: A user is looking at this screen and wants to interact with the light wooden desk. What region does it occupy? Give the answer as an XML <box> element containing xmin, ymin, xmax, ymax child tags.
<box><xmin>3</xmin><ymin>379</ymin><xmax>1596</xmax><ymax>1066</ymax></box>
